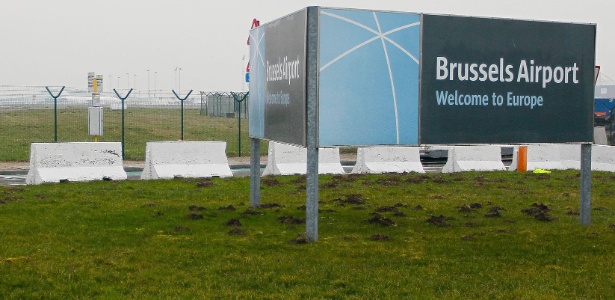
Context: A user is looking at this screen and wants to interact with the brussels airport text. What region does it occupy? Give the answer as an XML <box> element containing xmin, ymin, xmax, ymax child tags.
<box><xmin>434</xmin><ymin>56</ymin><xmax>581</xmax><ymax>109</ymax></box>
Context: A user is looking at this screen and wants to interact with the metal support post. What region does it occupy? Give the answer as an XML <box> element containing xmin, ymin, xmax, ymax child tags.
<box><xmin>250</xmin><ymin>138</ymin><xmax>261</xmax><ymax>207</ymax></box>
<box><xmin>172</xmin><ymin>89</ymin><xmax>193</xmax><ymax>140</ymax></box>
<box><xmin>113</xmin><ymin>88</ymin><xmax>133</xmax><ymax>159</ymax></box>
<box><xmin>231</xmin><ymin>92</ymin><xmax>249</xmax><ymax>157</ymax></box>
<box><xmin>45</xmin><ymin>86</ymin><xmax>65</xmax><ymax>142</ymax></box>
<box><xmin>305</xmin><ymin>6</ymin><xmax>319</xmax><ymax>242</ymax></box>
<box><xmin>580</xmin><ymin>143</ymin><xmax>592</xmax><ymax>225</ymax></box>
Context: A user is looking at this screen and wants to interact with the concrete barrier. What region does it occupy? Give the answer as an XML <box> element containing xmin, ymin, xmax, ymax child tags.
<box><xmin>592</xmin><ymin>145</ymin><xmax>615</xmax><ymax>172</ymax></box>
<box><xmin>559</xmin><ymin>144</ymin><xmax>581</xmax><ymax>170</ymax></box>
<box><xmin>262</xmin><ymin>141</ymin><xmax>345</xmax><ymax>176</ymax></box>
<box><xmin>26</xmin><ymin>142</ymin><xmax>127</xmax><ymax>185</ymax></box>
<box><xmin>141</xmin><ymin>141</ymin><xmax>233</xmax><ymax>179</ymax></box>
<box><xmin>351</xmin><ymin>146</ymin><xmax>424</xmax><ymax>174</ymax></box>
<box><xmin>441</xmin><ymin>145</ymin><xmax>506</xmax><ymax>173</ymax></box>
<box><xmin>509</xmin><ymin>144</ymin><xmax>567</xmax><ymax>171</ymax></box>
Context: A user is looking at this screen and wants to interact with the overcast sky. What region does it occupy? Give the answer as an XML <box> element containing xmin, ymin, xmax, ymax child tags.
<box><xmin>1</xmin><ymin>0</ymin><xmax>613</xmax><ymax>92</ymax></box>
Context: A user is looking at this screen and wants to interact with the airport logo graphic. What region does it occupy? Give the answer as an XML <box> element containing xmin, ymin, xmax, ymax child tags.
<box><xmin>318</xmin><ymin>9</ymin><xmax>421</xmax><ymax>146</ymax></box>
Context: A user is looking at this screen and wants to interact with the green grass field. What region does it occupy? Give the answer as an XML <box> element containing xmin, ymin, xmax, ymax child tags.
<box><xmin>0</xmin><ymin>107</ymin><xmax>258</xmax><ymax>161</ymax></box>
<box><xmin>1</xmin><ymin>170</ymin><xmax>615</xmax><ymax>298</ymax></box>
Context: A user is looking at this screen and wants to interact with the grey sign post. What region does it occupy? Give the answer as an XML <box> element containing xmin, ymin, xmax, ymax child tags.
<box><xmin>580</xmin><ymin>143</ymin><xmax>592</xmax><ymax>225</ymax></box>
<box><xmin>305</xmin><ymin>6</ymin><xmax>319</xmax><ymax>242</ymax></box>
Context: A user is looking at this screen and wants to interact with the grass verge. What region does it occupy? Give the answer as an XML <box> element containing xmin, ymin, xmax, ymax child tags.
<box><xmin>1</xmin><ymin>170</ymin><xmax>615</xmax><ymax>298</ymax></box>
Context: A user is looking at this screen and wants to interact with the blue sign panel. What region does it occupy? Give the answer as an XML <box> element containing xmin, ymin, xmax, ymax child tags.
<box><xmin>318</xmin><ymin>8</ymin><xmax>421</xmax><ymax>146</ymax></box>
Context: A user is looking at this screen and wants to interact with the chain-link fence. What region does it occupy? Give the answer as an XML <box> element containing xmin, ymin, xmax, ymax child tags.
<box><xmin>0</xmin><ymin>86</ymin><xmax>258</xmax><ymax>162</ymax></box>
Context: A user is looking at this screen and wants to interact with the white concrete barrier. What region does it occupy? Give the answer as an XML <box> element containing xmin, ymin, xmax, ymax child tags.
<box><xmin>509</xmin><ymin>144</ymin><xmax>567</xmax><ymax>171</ymax></box>
<box><xmin>141</xmin><ymin>141</ymin><xmax>233</xmax><ymax>180</ymax></box>
<box><xmin>592</xmin><ymin>145</ymin><xmax>615</xmax><ymax>172</ymax></box>
<box><xmin>559</xmin><ymin>144</ymin><xmax>581</xmax><ymax>170</ymax></box>
<box><xmin>262</xmin><ymin>141</ymin><xmax>345</xmax><ymax>176</ymax></box>
<box><xmin>351</xmin><ymin>146</ymin><xmax>424</xmax><ymax>174</ymax></box>
<box><xmin>26</xmin><ymin>142</ymin><xmax>127</xmax><ymax>185</ymax></box>
<box><xmin>441</xmin><ymin>145</ymin><xmax>506</xmax><ymax>173</ymax></box>
<box><xmin>594</xmin><ymin>127</ymin><xmax>608</xmax><ymax>145</ymax></box>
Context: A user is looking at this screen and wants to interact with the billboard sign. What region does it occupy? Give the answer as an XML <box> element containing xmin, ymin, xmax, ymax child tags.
<box><xmin>249</xmin><ymin>7</ymin><xmax>596</xmax><ymax>147</ymax></box>
<box><xmin>249</xmin><ymin>9</ymin><xmax>307</xmax><ymax>146</ymax></box>
<box><xmin>420</xmin><ymin>14</ymin><xmax>596</xmax><ymax>144</ymax></box>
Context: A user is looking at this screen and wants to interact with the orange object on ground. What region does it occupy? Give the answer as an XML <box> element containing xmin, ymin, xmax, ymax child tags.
<box><xmin>518</xmin><ymin>145</ymin><xmax>528</xmax><ymax>172</ymax></box>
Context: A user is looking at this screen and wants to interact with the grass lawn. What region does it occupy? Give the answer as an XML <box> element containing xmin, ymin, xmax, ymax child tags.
<box><xmin>1</xmin><ymin>170</ymin><xmax>615</xmax><ymax>298</ymax></box>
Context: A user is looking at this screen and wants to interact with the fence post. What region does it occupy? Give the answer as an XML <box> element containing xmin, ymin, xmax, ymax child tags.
<box><xmin>45</xmin><ymin>86</ymin><xmax>65</xmax><ymax>143</ymax></box>
<box><xmin>172</xmin><ymin>90</ymin><xmax>193</xmax><ymax>140</ymax></box>
<box><xmin>231</xmin><ymin>92</ymin><xmax>249</xmax><ymax>157</ymax></box>
<box><xmin>113</xmin><ymin>88</ymin><xmax>133</xmax><ymax>159</ymax></box>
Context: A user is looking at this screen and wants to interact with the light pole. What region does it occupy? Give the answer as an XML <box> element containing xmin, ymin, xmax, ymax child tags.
<box><xmin>134</xmin><ymin>74</ymin><xmax>137</xmax><ymax>91</ymax></box>
<box><xmin>117</xmin><ymin>76</ymin><xmax>120</xmax><ymax>89</ymax></box>
<box><xmin>147</xmin><ymin>69</ymin><xmax>150</xmax><ymax>97</ymax></box>
<box><xmin>154</xmin><ymin>71</ymin><xmax>157</xmax><ymax>97</ymax></box>
<box><xmin>175</xmin><ymin>67</ymin><xmax>182</xmax><ymax>94</ymax></box>
<box><xmin>126</xmin><ymin>73</ymin><xmax>130</xmax><ymax>88</ymax></box>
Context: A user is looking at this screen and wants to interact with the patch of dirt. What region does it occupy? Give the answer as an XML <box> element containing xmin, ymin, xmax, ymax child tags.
<box><xmin>369</xmin><ymin>234</ymin><xmax>390</xmax><ymax>241</ymax></box>
<box><xmin>33</xmin><ymin>194</ymin><xmax>45</xmax><ymax>199</ymax></box>
<box><xmin>609</xmin><ymin>224</ymin><xmax>615</xmax><ymax>230</ymax></box>
<box><xmin>188</xmin><ymin>205</ymin><xmax>206</xmax><ymax>211</ymax></box>
<box><xmin>413</xmin><ymin>205</ymin><xmax>424</xmax><ymax>211</ymax></box>
<box><xmin>218</xmin><ymin>205</ymin><xmax>236</xmax><ymax>211</ymax></box>
<box><xmin>145</xmin><ymin>203</ymin><xmax>156</xmax><ymax>207</ymax></box>
<box><xmin>458</xmin><ymin>205</ymin><xmax>474</xmax><ymax>213</ymax></box>
<box><xmin>320</xmin><ymin>181</ymin><xmax>340</xmax><ymax>189</ymax></box>
<box><xmin>594</xmin><ymin>206</ymin><xmax>607</xmax><ymax>211</ymax></box>
<box><xmin>470</xmin><ymin>203</ymin><xmax>483</xmax><ymax>209</ymax></box>
<box><xmin>290</xmin><ymin>175</ymin><xmax>307</xmax><ymax>184</ymax></box>
<box><xmin>3</xmin><ymin>187</ymin><xmax>25</xmax><ymax>194</ymax></box>
<box><xmin>484</xmin><ymin>206</ymin><xmax>505</xmax><ymax>218</ymax></box>
<box><xmin>393</xmin><ymin>212</ymin><xmax>407</xmax><ymax>217</ymax></box>
<box><xmin>260</xmin><ymin>203</ymin><xmax>283</xmax><ymax>209</ymax></box>
<box><xmin>405</xmin><ymin>175</ymin><xmax>430</xmax><ymax>184</ymax></box>
<box><xmin>261</xmin><ymin>177</ymin><xmax>281</xmax><ymax>187</ymax></box>
<box><xmin>432</xmin><ymin>194</ymin><xmax>445</xmax><ymax>200</ymax></box>
<box><xmin>0</xmin><ymin>195</ymin><xmax>23</xmax><ymax>203</ymax></box>
<box><xmin>228</xmin><ymin>227</ymin><xmax>248</xmax><ymax>236</ymax></box>
<box><xmin>366</xmin><ymin>213</ymin><xmax>397</xmax><ymax>227</ymax></box>
<box><xmin>521</xmin><ymin>203</ymin><xmax>553</xmax><ymax>221</ymax></box>
<box><xmin>375</xmin><ymin>206</ymin><xmax>400</xmax><ymax>213</ymax></box>
<box><xmin>185</xmin><ymin>213</ymin><xmax>204</xmax><ymax>220</ymax></box>
<box><xmin>225</xmin><ymin>218</ymin><xmax>242</xmax><ymax>227</ymax></box>
<box><xmin>461</xmin><ymin>235</ymin><xmax>475</xmax><ymax>241</ymax></box>
<box><xmin>432</xmin><ymin>176</ymin><xmax>451</xmax><ymax>184</ymax></box>
<box><xmin>425</xmin><ymin>215</ymin><xmax>453</xmax><ymax>227</ymax></box>
<box><xmin>332</xmin><ymin>174</ymin><xmax>362</xmax><ymax>182</ymax></box>
<box><xmin>465</xmin><ymin>222</ymin><xmax>479</xmax><ymax>227</ymax></box>
<box><xmin>196</xmin><ymin>178</ymin><xmax>213</xmax><ymax>188</ymax></box>
<box><xmin>288</xmin><ymin>233</ymin><xmax>309</xmax><ymax>245</ymax></box>
<box><xmin>242</xmin><ymin>209</ymin><xmax>264</xmax><ymax>216</ymax></box>
<box><xmin>333</xmin><ymin>194</ymin><xmax>366</xmax><ymax>205</ymax></box>
<box><xmin>297</xmin><ymin>205</ymin><xmax>306</xmax><ymax>210</ymax></box>
<box><xmin>566</xmin><ymin>209</ymin><xmax>579</xmax><ymax>216</ymax></box>
<box><xmin>277</xmin><ymin>215</ymin><xmax>305</xmax><ymax>225</ymax></box>
<box><xmin>375</xmin><ymin>176</ymin><xmax>402</xmax><ymax>186</ymax></box>
<box><xmin>152</xmin><ymin>211</ymin><xmax>164</xmax><ymax>217</ymax></box>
